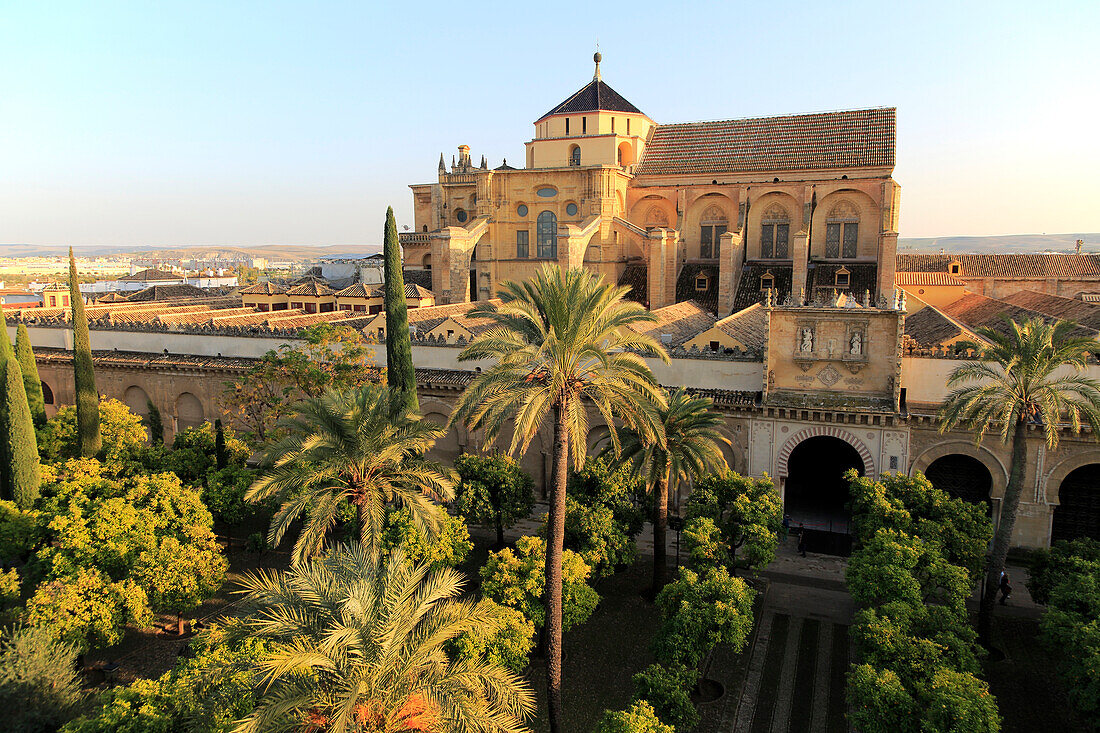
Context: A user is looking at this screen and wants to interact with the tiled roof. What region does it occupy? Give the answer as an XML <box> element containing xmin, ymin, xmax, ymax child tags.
<box><xmin>286</xmin><ymin>280</ymin><xmax>335</xmax><ymax>297</ymax></box>
<box><xmin>940</xmin><ymin>292</ymin><xmax>1098</xmax><ymax>339</ymax></box>
<box><xmin>903</xmin><ymin>306</ymin><xmax>966</xmax><ymax>347</ymax></box>
<box><xmin>336</xmin><ymin>283</ymin><xmax>375</xmax><ymax>298</ymax></box>
<box><xmin>93</xmin><ymin>292</ymin><xmax>128</xmax><ymax>302</ymax></box>
<box><xmin>807</xmin><ymin>263</ymin><xmax>878</xmax><ymax>301</ymax></box>
<box><xmin>406</xmin><ymin>284</ymin><xmax>434</xmax><ymax>300</ymax></box>
<box><xmin>617</xmin><ymin>264</ymin><xmax>648</xmax><ymax>306</ymax></box>
<box><xmin>733</xmin><ymin>264</ymin><xmax>792</xmax><ymax>312</ymax></box>
<box><xmin>999</xmin><ymin>290</ymin><xmax>1100</xmax><ymax>330</ymax></box>
<box><xmin>124</xmin><ymin>284</ymin><xmax>209</xmax><ymax>302</ymax></box>
<box><xmin>634</xmin><ymin>301</ymin><xmax>717</xmax><ymax>348</ymax></box>
<box><xmin>715</xmin><ymin>304</ymin><xmax>768</xmax><ymax>350</ymax></box>
<box><xmin>537</xmin><ymin>79</ymin><xmax>644</xmax><ymax>121</ymax></box>
<box><xmin>35</xmin><ymin>348</ymin><xmax>256</xmax><ymax>371</ymax></box>
<box><xmin>636</xmin><ymin>107</ymin><xmax>895</xmax><ymax>177</ymax></box>
<box><xmin>895</xmin><ymin>271</ymin><xmax>966</xmax><ymax>287</ymax></box>
<box><xmin>119</xmin><ymin>268</ymin><xmax>182</xmax><ymax>282</ymax></box>
<box><xmin>675</xmin><ymin>263</ymin><xmax>720</xmax><ymax>314</ymax></box>
<box><xmin>239</xmin><ymin>281</ymin><xmax>287</xmax><ymax>295</ymax></box>
<box><xmin>896</xmin><ymin>254</ymin><xmax>1100</xmax><ymax>279</ymax></box>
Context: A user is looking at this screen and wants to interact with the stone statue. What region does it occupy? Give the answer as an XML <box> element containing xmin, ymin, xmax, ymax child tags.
<box><xmin>850</xmin><ymin>332</ymin><xmax>862</xmax><ymax>355</ymax></box>
<box><xmin>800</xmin><ymin>328</ymin><xmax>814</xmax><ymax>353</ymax></box>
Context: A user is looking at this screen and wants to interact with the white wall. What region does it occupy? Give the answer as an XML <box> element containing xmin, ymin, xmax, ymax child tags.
<box><xmin>901</xmin><ymin>356</ymin><xmax>1100</xmax><ymax>405</ymax></box>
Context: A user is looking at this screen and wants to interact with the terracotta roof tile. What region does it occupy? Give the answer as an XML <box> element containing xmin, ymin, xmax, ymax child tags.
<box><xmin>715</xmin><ymin>304</ymin><xmax>768</xmax><ymax>350</ymax></box>
<box><xmin>634</xmin><ymin>301</ymin><xmax>717</xmax><ymax>348</ymax></box>
<box><xmin>119</xmin><ymin>268</ymin><xmax>182</xmax><ymax>282</ymax></box>
<box><xmin>999</xmin><ymin>290</ymin><xmax>1100</xmax><ymax>330</ymax></box>
<box><xmin>895</xmin><ymin>271</ymin><xmax>966</xmax><ymax>287</ymax></box>
<box><xmin>896</xmin><ymin>253</ymin><xmax>1100</xmax><ymax>279</ymax></box>
<box><xmin>617</xmin><ymin>264</ymin><xmax>648</xmax><ymax>306</ymax></box>
<box><xmin>637</xmin><ymin>107</ymin><xmax>895</xmax><ymax>177</ymax></box>
<box><xmin>239</xmin><ymin>281</ymin><xmax>287</xmax><ymax>295</ymax></box>
<box><xmin>675</xmin><ymin>263</ymin><xmax>720</xmax><ymax>314</ymax></box>
<box><xmin>940</xmin><ymin>292</ymin><xmax>1098</xmax><ymax>339</ymax></box>
<box><xmin>734</xmin><ymin>264</ymin><xmax>792</xmax><ymax>312</ymax></box>
<box><xmin>808</xmin><ymin>263</ymin><xmax>878</xmax><ymax>300</ymax></box>
<box><xmin>124</xmin><ymin>284</ymin><xmax>210</xmax><ymax>301</ymax></box>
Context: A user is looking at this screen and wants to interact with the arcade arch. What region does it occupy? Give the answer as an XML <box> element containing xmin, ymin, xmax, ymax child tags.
<box><xmin>175</xmin><ymin>392</ymin><xmax>205</xmax><ymax>432</ymax></box>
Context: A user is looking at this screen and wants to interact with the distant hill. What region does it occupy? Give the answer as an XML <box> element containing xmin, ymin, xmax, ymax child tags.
<box><xmin>898</xmin><ymin>233</ymin><xmax>1099</xmax><ymax>255</ymax></box>
<box><xmin>0</xmin><ymin>243</ymin><xmax>382</xmax><ymax>261</ymax></box>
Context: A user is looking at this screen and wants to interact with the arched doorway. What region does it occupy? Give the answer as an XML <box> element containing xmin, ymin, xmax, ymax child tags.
<box><xmin>925</xmin><ymin>454</ymin><xmax>993</xmax><ymax>512</ymax></box>
<box><xmin>785</xmin><ymin>436</ymin><xmax>864</xmax><ymax>553</ymax></box>
<box><xmin>1054</xmin><ymin>464</ymin><xmax>1100</xmax><ymax>542</ymax></box>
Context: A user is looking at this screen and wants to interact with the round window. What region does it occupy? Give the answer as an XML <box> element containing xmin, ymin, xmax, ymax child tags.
<box><xmin>566</xmin><ymin>203</ymin><xmax>578</xmax><ymax>216</ymax></box>
<box><xmin>517</xmin><ymin>204</ymin><xmax>528</xmax><ymax>217</ymax></box>
<box><xmin>455</xmin><ymin>209</ymin><xmax>468</xmax><ymax>223</ymax></box>
<box><xmin>536</xmin><ymin>187</ymin><xmax>557</xmax><ymax>198</ymax></box>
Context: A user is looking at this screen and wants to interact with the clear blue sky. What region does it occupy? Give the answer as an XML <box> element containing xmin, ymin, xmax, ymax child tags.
<box><xmin>2</xmin><ymin>0</ymin><xmax>1097</xmax><ymax>247</ymax></box>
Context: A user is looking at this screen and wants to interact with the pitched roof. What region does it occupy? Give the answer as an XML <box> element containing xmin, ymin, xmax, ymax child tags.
<box><xmin>715</xmin><ymin>303</ymin><xmax>768</xmax><ymax>351</ymax></box>
<box><xmin>895</xmin><ymin>271</ymin><xmax>966</xmax><ymax>287</ymax></box>
<box><xmin>634</xmin><ymin>301</ymin><xmax>717</xmax><ymax>348</ymax></box>
<box><xmin>335</xmin><ymin>283</ymin><xmax>375</xmax><ymax>298</ymax></box>
<box><xmin>239</xmin><ymin>281</ymin><xmax>287</xmax><ymax>295</ymax></box>
<box><xmin>403</xmin><ymin>269</ymin><xmax>432</xmax><ymax>290</ymax></box>
<box><xmin>808</xmin><ymin>263</ymin><xmax>879</xmax><ymax>300</ymax></box>
<box><xmin>119</xmin><ymin>268</ymin><xmax>182</xmax><ymax>282</ymax></box>
<box><xmin>617</xmin><ymin>264</ymin><xmax>648</xmax><ymax>306</ymax></box>
<box><xmin>733</xmin><ymin>264</ymin><xmax>792</xmax><ymax>312</ymax></box>
<box><xmin>675</xmin><ymin>263</ymin><xmax>720</xmax><ymax>314</ymax></box>
<box><xmin>896</xmin><ymin>253</ymin><xmax>1100</xmax><ymax>279</ymax></box>
<box><xmin>999</xmin><ymin>290</ymin><xmax>1100</xmax><ymax>330</ymax></box>
<box><xmin>636</xmin><ymin>107</ymin><xmax>896</xmax><ymax>177</ymax></box>
<box><xmin>286</xmin><ymin>280</ymin><xmax>335</xmax><ymax>297</ymax></box>
<box><xmin>405</xmin><ymin>284</ymin><xmax>434</xmax><ymax>300</ymax></box>
<box><xmin>93</xmin><ymin>292</ymin><xmax>128</xmax><ymax>303</ymax></box>
<box><xmin>124</xmin><ymin>284</ymin><xmax>210</xmax><ymax>302</ymax></box>
<box><xmin>940</xmin><ymin>292</ymin><xmax>1098</xmax><ymax>339</ymax></box>
<box><xmin>537</xmin><ymin>79</ymin><xmax>644</xmax><ymax>121</ymax></box>
<box><xmin>902</xmin><ymin>306</ymin><xmax>967</xmax><ymax>347</ymax></box>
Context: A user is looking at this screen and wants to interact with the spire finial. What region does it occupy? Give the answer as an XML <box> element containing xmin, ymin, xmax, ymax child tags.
<box><xmin>593</xmin><ymin>48</ymin><xmax>602</xmax><ymax>82</ymax></box>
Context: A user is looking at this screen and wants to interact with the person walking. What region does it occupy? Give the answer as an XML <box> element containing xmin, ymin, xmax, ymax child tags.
<box><xmin>796</xmin><ymin>522</ymin><xmax>806</xmax><ymax>557</ymax></box>
<box><xmin>998</xmin><ymin>571</ymin><xmax>1012</xmax><ymax>605</ymax></box>
<box><xmin>782</xmin><ymin>513</ymin><xmax>791</xmax><ymax>540</ymax></box>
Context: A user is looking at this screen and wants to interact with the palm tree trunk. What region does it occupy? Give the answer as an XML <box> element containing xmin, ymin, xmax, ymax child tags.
<box><xmin>653</xmin><ymin>464</ymin><xmax>670</xmax><ymax>591</ymax></box>
<box><xmin>978</xmin><ymin>417</ymin><xmax>1027</xmax><ymax>647</ymax></box>
<box><xmin>544</xmin><ymin>399</ymin><xmax>569</xmax><ymax>733</ymax></box>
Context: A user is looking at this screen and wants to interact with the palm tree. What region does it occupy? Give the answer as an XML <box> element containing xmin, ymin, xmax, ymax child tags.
<box><xmin>939</xmin><ymin>317</ymin><xmax>1100</xmax><ymax>645</ymax></box>
<box><xmin>452</xmin><ymin>265</ymin><xmax>668</xmax><ymax>733</ymax></box>
<box><xmin>233</xmin><ymin>542</ymin><xmax>535</xmax><ymax>733</ymax></box>
<box><xmin>604</xmin><ymin>387</ymin><xmax>730</xmax><ymax>591</ymax></box>
<box><xmin>246</xmin><ymin>383</ymin><xmax>454</xmax><ymax>565</ymax></box>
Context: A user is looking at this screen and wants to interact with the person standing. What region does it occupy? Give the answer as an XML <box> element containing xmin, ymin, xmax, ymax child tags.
<box><xmin>998</xmin><ymin>571</ymin><xmax>1012</xmax><ymax>605</ymax></box>
<box><xmin>797</xmin><ymin>523</ymin><xmax>806</xmax><ymax>557</ymax></box>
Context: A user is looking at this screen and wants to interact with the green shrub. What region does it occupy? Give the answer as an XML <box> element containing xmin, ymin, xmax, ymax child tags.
<box><xmin>631</xmin><ymin>663</ymin><xmax>699</xmax><ymax>731</ymax></box>
<box><xmin>0</xmin><ymin>624</ymin><xmax>86</xmax><ymax>733</ymax></box>
<box><xmin>593</xmin><ymin>700</ymin><xmax>673</xmax><ymax>733</ymax></box>
<box><xmin>448</xmin><ymin>599</ymin><xmax>535</xmax><ymax>673</ymax></box>
<box><xmin>480</xmin><ymin>535</ymin><xmax>598</xmax><ymax>631</ymax></box>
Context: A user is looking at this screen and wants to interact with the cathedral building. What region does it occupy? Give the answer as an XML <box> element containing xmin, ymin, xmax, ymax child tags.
<box><xmin>11</xmin><ymin>55</ymin><xmax>1100</xmax><ymax>551</ymax></box>
<box><xmin>400</xmin><ymin>53</ymin><xmax>900</xmax><ymax>319</ymax></box>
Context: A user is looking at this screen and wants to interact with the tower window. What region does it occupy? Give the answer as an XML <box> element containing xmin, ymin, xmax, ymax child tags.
<box><xmin>565</xmin><ymin>118</ymin><xmax>570</xmax><ymax>135</ymax></box>
<box><xmin>570</xmin><ymin>145</ymin><xmax>580</xmax><ymax>166</ymax></box>
<box><xmin>611</xmin><ymin>117</ymin><xmax>615</xmax><ymax>133</ymax></box>
<box><xmin>537</xmin><ymin>211</ymin><xmax>558</xmax><ymax>258</ymax></box>
<box><xmin>627</xmin><ymin>118</ymin><xmax>631</xmax><ymax>135</ymax></box>
<box><xmin>566</xmin><ymin>203</ymin><xmax>578</xmax><ymax>216</ymax></box>
<box><xmin>582</xmin><ymin>117</ymin><xmax>587</xmax><ymax>134</ymax></box>
<box><xmin>517</xmin><ymin>230</ymin><xmax>529</xmax><ymax>258</ymax></box>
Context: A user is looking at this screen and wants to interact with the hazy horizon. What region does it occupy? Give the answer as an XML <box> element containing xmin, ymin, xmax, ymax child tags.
<box><xmin>2</xmin><ymin>1</ymin><xmax>1097</xmax><ymax>247</ymax></box>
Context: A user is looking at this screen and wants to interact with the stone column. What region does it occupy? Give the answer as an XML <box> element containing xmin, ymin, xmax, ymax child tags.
<box><xmin>791</xmin><ymin>229</ymin><xmax>810</xmax><ymax>302</ymax></box>
<box><xmin>718</xmin><ymin>230</ymin><xmax>743</xmax><ymax>317</ymax></box>
<box><xmin>877</xmin><ymin>231</ymin><xmax>898</xmax><ymax>299</ymax></box>
<box><xmin>646</xmin><ymin>229</ymin><xmax>679</xmax><ymax>309</ymax></box>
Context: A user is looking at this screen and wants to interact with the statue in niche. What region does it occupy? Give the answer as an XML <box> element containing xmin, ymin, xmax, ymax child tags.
<box><xmin>799</xmin><ymin>328</ymin><xmax>814</xmax><ymax>353</ymax></box>
<box><xmin>850</xmin><ymin>332</ymin><xmax>863</xmax><ymax>355</ymax></box>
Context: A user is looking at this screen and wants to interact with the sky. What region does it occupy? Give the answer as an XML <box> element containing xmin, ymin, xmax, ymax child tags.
<box><xmin>1</xmin><ymin>0</ymin><xmax>1097</xmax><ymax>247</ymax></box>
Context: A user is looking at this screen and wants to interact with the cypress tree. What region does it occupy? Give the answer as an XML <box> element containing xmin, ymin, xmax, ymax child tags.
<box><xmin>0</xmin><ymin>307</ymin><xmax>11</xmax><ymax>496</ymax></box>
<box><xmin>15</xmin><ymin>323</ymin><xmax>46</xmax><ymax>426</ymax></box>
<box><xmin>146</xmin><ymin>398</ymin><xmax>164</xmax><ymax>445</ymax></box>
<box><xmin>69</xmin><ymin>248</ymin><xmax>101</xmax><ymax>457</ymax></box>
<box><xmin>214</xmin><ymin>418</ymin><xmax>227</xmax><ymax>469</ymax></box>
<box><xmin>3</xmin><ymin>356</ymin><xmax>40</xmax><ymax>508</ymax></box>
<box><xmin>383</xmin><ymin>206</ymin><xmax>418</xmax><ymax>411</ymax></box>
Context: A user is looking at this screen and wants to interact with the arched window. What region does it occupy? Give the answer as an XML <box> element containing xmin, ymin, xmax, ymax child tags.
<box><xmin>760</xmin><ymin>204</ymin><xmax>790</xmax><ymax>259</ymax></box>
<box><xmin>699</xmin><ymin>205</ymin><xmax>728</xmax><ymax>259</ymax></box>
<box><xmin>569</xmin><ymin>145</ymin><xmax>580</xmax><ymax>166</ymax></box>
<box><xmin>825</xmin><ymin>201</ymin><xmax>859</xmax><ymax>259</ymax></box>
<box><xmin>537</xmin><ymin>211</ymin><xmax>558</xmax><ymax>259</ymax></box>
<box><xmin>41</xmin><ymin>381</ymin><xmax>54</xmax><ymax>405</ymax></box>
